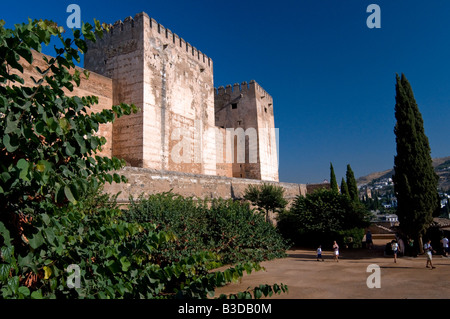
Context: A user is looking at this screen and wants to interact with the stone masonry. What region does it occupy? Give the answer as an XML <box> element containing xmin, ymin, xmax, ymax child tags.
<box><xmin>15</xmin><ymin>12</ymin><xmax>324</xmax><ymax>204</ymax></box>
<box><xmin>84</xmin><ymin>12</ymin><xmax>278</xmax><ymax>182</ymax></box>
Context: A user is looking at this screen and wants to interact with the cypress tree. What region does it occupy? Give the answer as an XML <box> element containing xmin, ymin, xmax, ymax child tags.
<box><xmin>330</xmin><ymin>162</ymin><xmax>339</xmax><ymax>193</ymax></box>
<box><xmin>340</xmin><ymin>178</ymin><xmax>350</xmax><ymax>199</ymax></box>
<box><xmin>392</xmin><ymin>73</ymin><xmax>440</xmax><ymax>247</ymax></box>
<box><xmin>346</xmin><ymin>164</ymin><xmax>359</xmax><ymax>202</ymax></box>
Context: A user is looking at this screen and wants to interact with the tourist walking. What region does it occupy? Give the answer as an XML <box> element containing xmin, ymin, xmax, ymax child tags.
<box><xmin>333</xmin><ymin>241</ymin><xmax>339</xmax><ymax>262</ymax></box>
<box><xmin>441</xmin><ymin>236</ymin><xmax>449</xmax><ymax>257</ymax></box>
<box><xmin>407</xmin><ymin>238</ymin><xmax>417</xmax><ymax>257</ymax></box>
<box><xmin>366</xmin><ymin>230</ymin><xmax>373</xmax><ymax>249</ymax></box>
<box><xmin>424</xmin><ymin>239</ymin><xmax>436</xmax><ymax>269</ymax></box>
<box><xmin>391</xmin><ymin>240</ymin><xmax>399</xmax><ymax>263</ymax></box>
<box><xmin>316</xmin><ymin>245</ymin><xmax>324</xmax><ymax>261</ymax></box>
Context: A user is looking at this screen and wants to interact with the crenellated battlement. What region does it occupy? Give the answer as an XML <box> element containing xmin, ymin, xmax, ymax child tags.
<box><xmin>83</xmin><ymin>11</ymin><xmax>278</xmax><ymax>182</ymax></box>
<box><xmin>97</xmin><ymin>12</ymin><xmax>212</xmax><ymax>68</ymax></box>
<box><xmin>215</xmin><ymin>80</ymin><xmax>272</xmax><ymax>101</ymax></box>
<box><xmin>100</xmin><ymin>12</ymin><xmax>145</xmax><ymax>36</ymax></box>
<box><xmin>148</xmin><ymin>17</ymin><xmax>212</xmax><ymax>68</ymax></box>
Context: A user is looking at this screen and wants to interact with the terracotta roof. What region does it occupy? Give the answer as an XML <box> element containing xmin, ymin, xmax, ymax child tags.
<box><xmin>432</xmin><ymin>217</ymin><xmax>450</xmax><ymax>228</ymax></box>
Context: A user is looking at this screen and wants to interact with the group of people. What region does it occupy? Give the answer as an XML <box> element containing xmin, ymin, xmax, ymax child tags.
<box><xmin>314</xmin><ymin>234</ymin><xmax>450</xmax><ymax>269</ymax></box>
<box><xmin>388</xmin><ymin>237</ymin><xmax>447</xmax><ymax>269</ymax></box>
<box><xmin>316</xmin><ymin>241</ymin><xmax>340</xmax><ymax>262</ymax></box>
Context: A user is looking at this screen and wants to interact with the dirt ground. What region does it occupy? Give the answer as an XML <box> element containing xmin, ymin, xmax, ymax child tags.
<box><xmin>214</xmin><ymin>239</ymin><xmax>450</xmax><ymax>299</ymax></box>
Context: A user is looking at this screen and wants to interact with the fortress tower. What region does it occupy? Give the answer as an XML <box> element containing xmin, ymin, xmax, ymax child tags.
<box><xmin>83</xmin><ymin>11</ymin><xmax>278</xmax><ymax>181</ymax></box>
<box><xmin>215</xmin><ymin>81</ymin><xmax>279</xmax><ymax>181</ymax></box>
<box><xmin>85</xmin><ymin>12</ymin><xmax>216</xmax><ymax>175</ymax></box>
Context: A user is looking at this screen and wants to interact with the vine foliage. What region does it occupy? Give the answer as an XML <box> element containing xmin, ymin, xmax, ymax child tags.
<box><xmin>0</xmin><ymin>19</ymin><xmax>287</xmax><ymax>299</ymax></box>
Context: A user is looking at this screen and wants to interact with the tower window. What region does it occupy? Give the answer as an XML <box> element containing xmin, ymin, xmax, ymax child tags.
<box><xmin>264</xmin><ymin>107</ymin><xmax>267</xmax><ymax>113</ymax></box>
<box><xmin>231</xmin><ymin>103</ymin><xmax>237</xmax><ymax>109</ymax></box>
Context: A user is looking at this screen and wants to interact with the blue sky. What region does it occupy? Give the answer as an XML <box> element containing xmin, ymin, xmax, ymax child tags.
<box><xmin>3</xmin><ymin>0</ymin><xmax>450</xmax><ymax>184</ymax></box>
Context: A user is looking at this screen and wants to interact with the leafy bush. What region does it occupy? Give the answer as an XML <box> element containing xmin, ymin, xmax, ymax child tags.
<box><xmin>243</xmin><ymin>183</ymin><xmax>288</xmax><ymax>223</ymax></box>
<box><xmin>0</xmin><ymin>18</ymin><xmax>288</xmax><ymax>299</ymax></box>
<box><xmin>277</xmin><ymin>189</ymin><xmax>370</xmax><ymax>248</ymax></box>
<box><xmin>0</xmin><ymin>18</ymin><xmax>136</xmax><ymax>253</ymax></box>
<box><xmin>126</xmin><ymin>192</ymin><xmax>290</xmax><ymax>265</ymax></box>
<box><xmin>0</xmin><ymin>187</ymin><xmax>288</xmax><ymax>299</ymax></box>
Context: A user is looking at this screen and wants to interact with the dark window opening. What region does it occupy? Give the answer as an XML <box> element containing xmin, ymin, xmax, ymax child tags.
<box><xmin>231</xmin><ymin>103</ymin><xmax>237</xmax><ymax>109</ymax></box>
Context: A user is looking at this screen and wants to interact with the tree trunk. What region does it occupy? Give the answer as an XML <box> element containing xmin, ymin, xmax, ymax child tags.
<box><xmin>418</xmin><ymin>235</ymin><xmax>424</xmax><ymax>254</ymax></box>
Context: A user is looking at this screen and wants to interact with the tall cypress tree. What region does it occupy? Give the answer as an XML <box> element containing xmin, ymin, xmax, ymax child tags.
<box><xmin>330</xmin><ymin>162</ymin><xmax>339</xmax><ymax>193</ymax></box>
<box><xmin>346</xmin><ymin>164</ymin><xmax>359</xmax><ymax>202</ymax></box>
<box><xmin>392</xmin><ymin>73</ymin><xmax>440</xmax><ymax>247</ymax></box>
<box><xmin>340</xmin><ymin>178</ymin><xmax>350</xmax><ymax>199</ymax></box>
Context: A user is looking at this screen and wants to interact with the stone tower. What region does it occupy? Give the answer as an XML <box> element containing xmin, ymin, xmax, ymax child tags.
<box><xmin>214</xmin><ymin>80</ymin><xmax>279</xmax><ymax>181</ymax></box>
<box><xmin>84</xmin><ymin>12</ymin><xmax>217</xmax><ymax>175</ymax></box>
<box><xmin>84</xmin><ymin>11</ymin><xmax>279</xmax><ymax>182</ymax></box>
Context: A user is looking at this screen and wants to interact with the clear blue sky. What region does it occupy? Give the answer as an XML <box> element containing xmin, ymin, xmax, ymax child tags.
<box><xmin>4</xmin><ymin>0</ymin><xmax>450</xmax><ymax>184</ymax></box>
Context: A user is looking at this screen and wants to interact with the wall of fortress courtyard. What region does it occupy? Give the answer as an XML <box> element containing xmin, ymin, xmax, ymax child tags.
<box><xmin>13</xmin><ymin>12</ymin><xmax>329</xmax><ymax>204</ymax></box>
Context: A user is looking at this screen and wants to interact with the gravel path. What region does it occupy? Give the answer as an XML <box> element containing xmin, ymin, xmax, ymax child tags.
<box><xmin>214</xmin><ymin>239</ymin><xmax>450</xmax><ymax>299</ymax></box>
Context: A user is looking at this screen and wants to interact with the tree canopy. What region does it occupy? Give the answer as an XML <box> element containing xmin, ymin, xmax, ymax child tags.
<box><xmin>392</xmin><ymin>73</ymin><xmax>440</xmax><ymax>241</ymax></box>
<box><xmin>277</xmin><ymin>189</ymin><xmax>370</xmax><ymax>248</ymax></box>
<box><xmin>330</xmin><ymin>162</ymin><xmax>339</xmax><ymax>193</ymax></box>
<box><xmin>243</xmin><ymin>183</ymin><xmax>288</xmax><ymax>223</ymax></box>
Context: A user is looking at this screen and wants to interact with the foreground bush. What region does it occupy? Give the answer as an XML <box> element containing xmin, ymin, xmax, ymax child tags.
<box><xmin>126</xmin><ymin>193</ymin><xmax>290</xmax><ymax>265</ymax></box>
<box><xmin>1</xmin><ymin>188</ymin><xmax>288</xmax><ymax>299</ymax></box>
<box><xmin>0</xmin><ymin>189</ymin><xmax>287</xmax><ymax>299</ymax></box>
<box><xmin>0</xmin><ymin>19</ymin><xmax>288</xmax><ymax>299</ymax></box>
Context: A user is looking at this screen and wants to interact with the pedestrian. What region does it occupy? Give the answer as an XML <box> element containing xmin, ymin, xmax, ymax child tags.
<box><xmin>366</xmin><ymin>230</ymin><xmax>373</xmax><ymax>249</ymax></box>
<box><xmin>333</xmin><ymin>241</ymin><xmax>339</xmax><ymax>262</ymax></box>
<box><xmin>316</xmin><ymin>245</ymin><xmax>324</xmax><ymax>261</ymax></box>
<box><xmin>407</xmin><ymin>238</ymin><xmax>416</xmax><ymax>257</ymax></box>
<box><xmin>391</xmin><ymin>240</ymin><xmax>399</xmax><ymax>263</ymax></box>
<box><xmin>424</xmin><ymin>239</ymin><xmax>436</xmax><ymax>269</ymax></box>
<box><xmin>440</xmin><ymin>236</ymin><xmax>449</xmax><ymax>257</ymax></box>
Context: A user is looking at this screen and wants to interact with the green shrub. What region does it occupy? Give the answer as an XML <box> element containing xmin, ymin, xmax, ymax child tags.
<box><xmin>0</xmin><ymin>186</ymin><xmax>288</xmax><ymax>299</ymax></box>
<box><xmin>0</xmin><ymin>19</ymin><xmax>288</xmax><ymax>299</ymax></box>
<box><xmin>277</xmin><ymin>189</ymin><xmax>370</xmax><ymax>248</ymax></box>
<box><xmin>126</xmin><ymin>192</ymin><xmax>290</xmax><ymax>265</ymax></box>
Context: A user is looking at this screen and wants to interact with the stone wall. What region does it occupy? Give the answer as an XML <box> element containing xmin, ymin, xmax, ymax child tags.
<box><xmin>85</xmin><ymin>12</ymin><xmax>217</xmax><ymax>176</ymax></box>
<box><xmin>15</xmin><ymin>12</ymin><xmax>283</xmax><ymax>191</ymax></box>
<box><xmin>85</xmin><ymin>14</ymin><xmax>146</xmax><ymax>166</ymax></box>
<box><xmin>17</xmin><ymin>50</ymin><xmax>114</xmax><ymax>158</ymax></box>
<box><xmin>144</xmin><ymin>15</ymin><xmax>216</xmax><ymax>176</ymax></box>
<box><xmin>214</xmin><ymin>80</ymin><xmax>278</xmax><ymax>181</ymax></box>
<box><xmin>103</xmin><ymin>166</ymin><xmax>306</xmax><ymax>204</ymax></box>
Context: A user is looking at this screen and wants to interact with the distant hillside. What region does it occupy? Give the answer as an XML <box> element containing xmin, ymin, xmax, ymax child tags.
<box><xmin>357</xmin><ymin>156</ymin><xmax>450</xmax><ymax>191</ymax></box>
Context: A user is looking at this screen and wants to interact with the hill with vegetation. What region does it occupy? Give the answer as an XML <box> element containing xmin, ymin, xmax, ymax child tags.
<box><xmin>357</xmin><ymin>156</ymin><xmax>450</xmax><ymax>191</ymax></box>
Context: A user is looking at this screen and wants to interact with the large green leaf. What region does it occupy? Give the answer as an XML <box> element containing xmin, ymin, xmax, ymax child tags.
<box><xmin>5</xmin><ymin>116</ymin><xmax>19</xmax><ymax>134</ymax></box>
<box><xmin>17</xmin><ymin>158</ymin><xmax>29</xmax><ymax>181</ymax></box>
<box><xmin>0</xmin><ymin>264</ymin><xmax>11</xmax><ymax>282</ymax></box>
<box><xmin>3</xmin><ymin>134</ymin><xmax>19</xmax><ymax>152</ymax></box>
<box><xmin>18</xmin><ymin>286</ymin><xmax>30</xmax><ymax>297</ymax></box>
<box><xmin>31</xmin><ymin>289</ymin><xmax>43</xmax><ymax>299</ymax></box>
<box><xmin>28</xmin><ymin>231</ymin><xmax>44</xmax><ymax>249</ymax></box>
<box><xmin>0</xmin><ymin>221</ymin><xmax>12</xmax><ymax>245</ymax></box>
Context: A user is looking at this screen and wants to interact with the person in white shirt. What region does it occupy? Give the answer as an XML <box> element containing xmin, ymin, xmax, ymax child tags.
<box><xmin>333</xmin><ymin>241</ymin><xmax>339</xmax><ymax>262</ymax></box>
<box><xmin>391</xmin><ymin>240</ymin><xmax>399</xmax><ymax>263</ymax></box>
<box><xmin>316</xmin><ymin>245</ymin><xmax>324</xmax><ymax>261</ymax></box>
<box><xmin>424</xmin><ymin>239</ymin><xmax>436</xmax><ymax>269</ymax></box>
<box><xmin>441</xmin><ymin>236</ymin><xmax>449</xmax><ymax>257</ymax></box>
